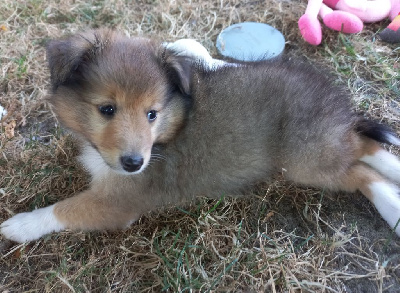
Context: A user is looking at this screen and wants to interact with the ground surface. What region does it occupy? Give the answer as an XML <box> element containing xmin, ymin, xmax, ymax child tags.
<box><xmin>1</xmin><ymin>0</ymin><xmax>400</xmax><ymax>292</ymax></box>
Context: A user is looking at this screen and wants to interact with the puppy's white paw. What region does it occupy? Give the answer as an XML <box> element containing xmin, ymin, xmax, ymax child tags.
<box><xmin>0</xmin><ymin>205</ymin><xmax>65</xmax><ymax>243</ymax></box>
<box><xmin>164</xmin><ymin>39</ymin><xmax>228</xmax><ymax>69</ymax></box>
<box><xmin>165</xmin><ymin>39</ymin><xmax>213</xmax><ymax>60</ymax></box>
<box><xmin>369</xmin><ymin>182</ymin><xmax>400</xmax><ymax>236</ymax></box>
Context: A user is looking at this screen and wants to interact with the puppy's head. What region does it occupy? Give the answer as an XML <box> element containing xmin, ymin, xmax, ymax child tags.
<box><xmin>47</xmin><ymin>29</ymin><xmax>193</xmax><ymax>174</ymax></box>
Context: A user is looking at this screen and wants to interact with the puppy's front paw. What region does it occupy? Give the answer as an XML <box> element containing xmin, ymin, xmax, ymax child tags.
<box><xmin>165</xmin><ymin>39</ymin><xmax>212</xmax><ymax>60</ymax></box>
<box><xmin>0</xmin><ymin>205</ymin><xmax>65</xmax><ymax>243</ymax></box>
<box><xmin>164</xmin><ymin>39</ymin><xmax>227</xmax><ymax>69</ymax></box>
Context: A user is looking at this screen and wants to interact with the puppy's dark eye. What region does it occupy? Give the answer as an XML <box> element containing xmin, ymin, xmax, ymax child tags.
<box><xmin>147</xmin><ymin>110</ymin><xmax>157</xmax><ymax>122</ymax></box>
<box><xmin>99</xmin><ymin>105</ymin><xmax>116</xmax><ymax>116</ymax></box>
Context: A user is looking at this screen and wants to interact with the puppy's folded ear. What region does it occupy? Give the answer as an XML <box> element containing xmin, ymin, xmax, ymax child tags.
<box><xmin>161</xmin><ymin>48</ymin><xmax>194</xmax><ymax>96</ymax></box>
<box><xmin>46</xmin><ymin>29</ymin><xmax>112</xmax><ymax>90</ymax></box>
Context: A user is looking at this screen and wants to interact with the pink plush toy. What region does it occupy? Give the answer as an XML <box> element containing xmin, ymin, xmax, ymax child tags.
<box><xmin>299</xmin><ymin>0</ymin><xmax>393</xmax><ymax>45</ymax></box>
<box><xmin>324</xmin><ymin>0</ymin><xmax>392</xmax><ymax>23</ymax></box>
<box><xmin>299</xmin><ymin>0</ymin><xmax>364</xmax><ymax>45</ymax></box>
<box><xmin>325</xmin><ymin>0</ymin><xmax>400</xmax><ymax>43</ymax></box>
<box><xmin>389</xmin><ymin>0</ymin><xmax>400</xmax><ymax>21</ymax></box>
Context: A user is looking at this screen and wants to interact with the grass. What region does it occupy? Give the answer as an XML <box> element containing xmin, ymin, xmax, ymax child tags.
<box><xmin>1</xmin><ymin>0</ymin><xmax>400</xmax><ymax>292</ymax></box>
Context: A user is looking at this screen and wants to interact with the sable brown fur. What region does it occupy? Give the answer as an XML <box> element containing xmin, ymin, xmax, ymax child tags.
<box><xmin>1</xmin><ymin>28</ymin><xmax>400</xmax><ymax>242</ymax></box>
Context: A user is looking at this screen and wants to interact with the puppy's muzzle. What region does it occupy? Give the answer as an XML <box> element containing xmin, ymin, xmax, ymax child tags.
<box><xmin>120</xmin><ymin>155</ymin><xmax>144</xmax><ymax>172</ymax></box>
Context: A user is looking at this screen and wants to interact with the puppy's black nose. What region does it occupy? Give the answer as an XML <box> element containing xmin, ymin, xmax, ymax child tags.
<box><xmin>120</xmin><ymin>155</ymin><xmax>144</xmax><ymax>172</ymax></box>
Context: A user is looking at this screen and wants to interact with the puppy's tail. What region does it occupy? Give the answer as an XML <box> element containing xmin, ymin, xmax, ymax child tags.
<box><xmin>356</xmin><ymin>118</ymin><xmax>400</xmax><ymax>146</ymax></box>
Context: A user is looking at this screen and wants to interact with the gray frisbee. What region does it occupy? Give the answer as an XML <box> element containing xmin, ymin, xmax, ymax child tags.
<box><xmin>216</xmin><ymin>22</ymin><xmax>285</xmax><ymax>61</ymax></box>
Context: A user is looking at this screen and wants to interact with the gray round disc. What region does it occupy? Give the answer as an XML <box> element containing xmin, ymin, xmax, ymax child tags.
<box><xmin>216</xmin><ymin>22</ymin><xmax>285</xmax><ymax>61</ymax></box>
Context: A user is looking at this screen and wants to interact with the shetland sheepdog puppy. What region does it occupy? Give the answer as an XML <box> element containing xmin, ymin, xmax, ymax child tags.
<box><xmin>1</xmin><ymin>29</ymin><xmax>400</xmax><ymax>242</ymax></box>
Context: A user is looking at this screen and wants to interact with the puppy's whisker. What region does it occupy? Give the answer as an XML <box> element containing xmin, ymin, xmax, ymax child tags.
<box><xmin>151</xmin><ymin>154</ymin><xmax>167</xmax><ymax>161</ymax></box>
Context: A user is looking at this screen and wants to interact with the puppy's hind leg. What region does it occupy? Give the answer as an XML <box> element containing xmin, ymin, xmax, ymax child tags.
<box><xmin>338</xmin><ymin>163</ymin><xmax>400</xmax><ymax>236</ymax></box>
<box><xmin>358</xmin><ymin>138</ymin><xmax>400</xmax><ymax>184</ymax></box>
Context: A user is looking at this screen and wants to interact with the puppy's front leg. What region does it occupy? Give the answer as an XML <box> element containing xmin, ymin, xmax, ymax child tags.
<box><xmin>164</xmin><ymin>39</ymin><xmax>233</xmax><ymax>69</ymax></box>
<box><xmin>1</xmin><ymin>204</ymin><xmax>65</xmax><ymax>243</ymax></box>
<box><xmin>1</xmin><ymin>190</ymin><xmax>136</xmax><ymax>243</ymax></box>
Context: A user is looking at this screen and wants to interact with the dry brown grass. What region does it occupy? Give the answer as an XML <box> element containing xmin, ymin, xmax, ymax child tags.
<box><xmin>1</xmin><ymin>0</ymin><xmax>399</xmax><ymax>292</ymax></box>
